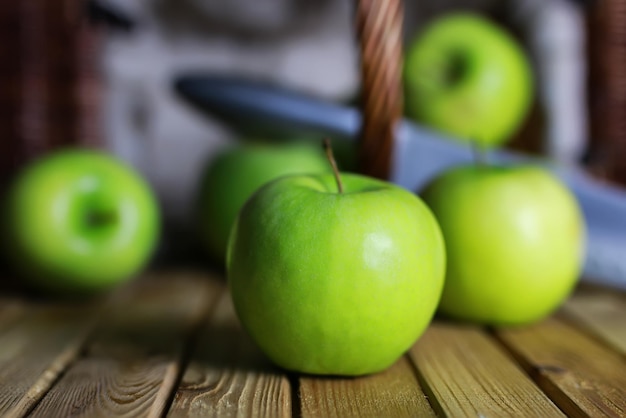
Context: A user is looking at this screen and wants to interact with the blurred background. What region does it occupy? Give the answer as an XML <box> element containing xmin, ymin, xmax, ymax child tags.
<box><xmin>0</xmin><ymin>0</ymin><xmax>623</xmax><ymax>260</ymax></box>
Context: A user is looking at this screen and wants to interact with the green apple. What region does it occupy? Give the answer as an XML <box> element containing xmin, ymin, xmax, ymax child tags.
<box><xmin>404</xmin><ymin>13</ymin><xmax>532</xmax><ymax>147</ymax></box>
<box><xmin>421</xmin><ymin>164</ymin><xmax>585</xmax><ymax>325</ymax></box>
<box><xmin>196</xmin><ymin>142</ymin><xmax>329</xmax><ymax>262</ymax></box>
<box><xmin>227</xmin><ymin>171</ymin><xmax>446</xmax><ymax>376</ymax></box>
<box><xmin>4</xmin><ymin>149</ymin><xmax>160</xmax><ymax>295</ymax></box>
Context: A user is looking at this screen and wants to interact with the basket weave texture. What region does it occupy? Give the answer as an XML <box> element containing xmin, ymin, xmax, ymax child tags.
<box><xmin>0</xmin><ymin>1</ymin><xmax>102</xmax><ymax>185</ymax></box>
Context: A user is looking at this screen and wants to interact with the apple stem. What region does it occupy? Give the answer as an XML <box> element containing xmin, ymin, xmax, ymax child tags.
<box><xmin>323</xmin><ymin>138</ymin><xmax>344</xmax><ymax>194</ymax></box>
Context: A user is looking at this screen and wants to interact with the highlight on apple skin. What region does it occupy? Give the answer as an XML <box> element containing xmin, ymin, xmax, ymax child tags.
<box><xmin>3</xmin><ymin>149</ymin><xmax>161</xmax><ymax>296</ymax></box>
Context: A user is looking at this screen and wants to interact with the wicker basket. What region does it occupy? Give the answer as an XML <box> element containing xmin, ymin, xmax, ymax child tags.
<box><xmin>354</xmin><ymin>0</ymin><xmax>403</xmax><ymax>181</ymax></box>
<box><xmin>358</xmin><ymin>0</ymin><xmax>626</xmax><ymax>187</ymax></box>
<box><xmin>1</xmin><ymin>0</ymin><xmax>624</xmax><ymax>188</ymax></box>
<box><xmin>0</xmin><ymin>1</ymin><xmax>102</xmax><ymax>187</ymax></box>
<box><xmin>586</xmin><ymin>0</ymin><xmax>626</xmax><ymax>185</ymax></box>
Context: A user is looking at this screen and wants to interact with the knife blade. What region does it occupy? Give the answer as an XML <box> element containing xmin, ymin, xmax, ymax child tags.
<box><xmin>174</xmin><ymin>74</ymin><xmax>626</xmax><ymax>290</ymax></box>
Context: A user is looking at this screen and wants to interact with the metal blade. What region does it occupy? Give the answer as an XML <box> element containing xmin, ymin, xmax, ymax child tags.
<box><xmin>174</xmin><ymin>74</ymin><xmax>626</xmax><ymax>290</ymax></box>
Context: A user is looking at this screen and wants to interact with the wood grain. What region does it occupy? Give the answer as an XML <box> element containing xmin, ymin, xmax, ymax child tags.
<box><xmin>562</xmin><ymin>286</ymin><xmax>626</xmax><ymax>355</ymax></box>
<box><xmin>167</xmin><ymin>290</ymin><xmax>291</xmax><ymax>418</ymax></box>
<box><xmin>496</xmin><ymin>316</ymin><xmax>626</xmax><ymax>418</ymax></box>
<box><xmin>26</xmin><ymin>271</ymin><xmax>220</xmax><ymax>418</ymax></box>
<box><xmin>0</xmin><ymin>302</ymin><xmax>101</xmax><ymax>417</ymax></box>
<box><xmin>409</xmin><ymin>322</ymin><xmax>564</xmax><ymax>418</ymax></box>
<box><xmin>299</xmin><ymin>355</ymin><xmax>434</xmax><ymax>418</ymax></box>
<box><xmin>1</xmin><ymin>274</ymin><xmax>625</xmax><ymax>417</ymax></box>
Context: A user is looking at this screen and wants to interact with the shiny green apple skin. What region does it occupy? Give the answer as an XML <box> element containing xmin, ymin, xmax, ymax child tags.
<box><xmin>197</xmin><ymin>143</ymin><xmax>329</xmax><ymax>262</ymax></box>
<box><xmin>404</xmin><ymin>13</ymin><xmax>532</xmax><ymax>147</ymax></box>
<box><xmin>228</xmin><ymin>173</ymin><xmax>446</xmax><ymax>376</ymax></box>
<box><xmin>421</xmin><ymin>165</ymin><xmax>585</xmax><ymax>325</ymax></box>
<box><xmin>4</xmin><ymin>149</ymin><xmax>160</xmax><ymax>295</ymax></box>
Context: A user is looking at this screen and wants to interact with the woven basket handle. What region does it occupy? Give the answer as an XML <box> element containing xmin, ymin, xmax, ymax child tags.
<box><xmin>587</xmin><ymin>0</ymin><xmax>626</xmax><ymax>185</ymax></box>
<box><xmin>355</xmin><ymin>0</ymin><xmax>404</xmax><ymax>180</ymax></box>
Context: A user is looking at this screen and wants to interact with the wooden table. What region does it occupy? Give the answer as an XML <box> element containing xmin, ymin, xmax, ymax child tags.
<box><xmin>0</xmin><ymin>270</ymin><xmax>624</xmax><ymax>417</ymax></box>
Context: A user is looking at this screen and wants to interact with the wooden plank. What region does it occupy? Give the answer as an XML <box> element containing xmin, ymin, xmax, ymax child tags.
<box><xmin>562</xmin><ymin>287</ymin><xmax>626</xmax><ymax>355</ymax></box>
<box><xmin>0</xmin><ymin>299</ymin><xmax>104</xmax><ymax>417</ymax></box>
<box><xmin>408</xmin><ymin>322</ymin><xmax>564</xmax><ymax>418</ymax></box>
<box><xmin>299</xmin><ymin>355</ymin><xmax>434</xmax><ymax>418</ymax></box>
<box><xmin>496</xmin><ymin>316</ymin><xmax>626</xmax><ymax>418</ymax></box>
<box><xmin>167</xmin><ymin>290</ymin><xmax>291</xmax><ymax>418</ymax></box>
<box><xmin>26</xmin><ymin>271</ymin><xmax>221</xmax><ymax>418</ymax></box>
<box><xmin>0</xmin><ymin>298</ymin><xmax>28</xmax><ymax>333</ymax></box>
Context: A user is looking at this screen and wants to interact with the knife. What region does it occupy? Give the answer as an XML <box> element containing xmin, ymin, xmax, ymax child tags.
<box><xmin>174</xmin><ymin>74</ymin><xmax>626</xmax><ymax>291</ymax></box>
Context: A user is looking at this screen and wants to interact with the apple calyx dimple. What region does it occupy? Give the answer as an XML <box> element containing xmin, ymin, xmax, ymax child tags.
<box><xmin>85</xmin><ymin>210</ymin><xmax>117</xmax><ymax>228</ymax></box>
<box><xmin>417</xmin><ymin>50</ymin><xmax>468</xmax><ymax>92</ymax></box>
<box><xmin>442</xmin><ymin>50</ymin><xmax>467</xmax><ymax>87</ymax></box>
<box><xmin>323</xmin><ymin>138</ymin><xmax>344</xmax><ymax>194</ymax></box>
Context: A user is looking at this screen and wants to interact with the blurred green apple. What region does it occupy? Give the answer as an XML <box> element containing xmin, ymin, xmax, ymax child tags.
<box><xmin>228</xmin><ymin>171</ymin><xmax>445</xmax><ymax>376</ymax></box>
<box><xmin>196</xmin><ymin>142</ymin><xmax>329</xmax><ymax>263</ymax></box>
<box><xmin>404</xmin><ymin>13</ymin><xmax>532</xmax><ymax>147</ymax></box>
<box><xmin>4</xmin><ymin>149</ymin><xmax>160</xmax><ymax>295</ymax></box>
<box><xmin>421</xmin><ymin>164</ymin><xmax>585</xmax><ymax>325</ymax></box>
